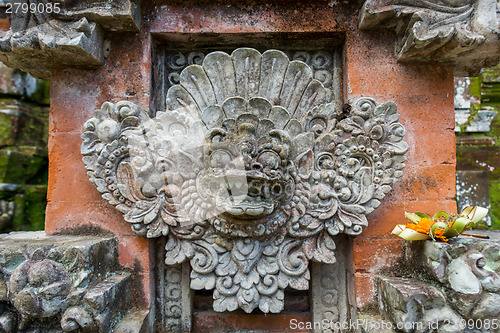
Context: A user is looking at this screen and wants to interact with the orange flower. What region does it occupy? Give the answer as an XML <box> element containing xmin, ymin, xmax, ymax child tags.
<box><xmin>433</xmin><ymin>227</ymin><xmax>449</xmax><ymax>242</ymax></box>
<box><xmin>405</xmin><ymin>217</ymin><xmax>433</xmax><ymax>234</ymax></box>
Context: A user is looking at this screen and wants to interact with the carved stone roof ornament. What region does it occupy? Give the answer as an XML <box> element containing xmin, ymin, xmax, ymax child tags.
<box><xmin>359</xmin><ymin>0</ymin><xmax>500</xmax><ymax>76</ymax></box>
<box><xmin>0</xmin><ymin>0</ymin><xmax>140</xmax><ymax>78</ymax></box>
<box><xmin>81</xmin><ymin>48</ymin><xmax>409</xmax><ymax>313</ymax></box>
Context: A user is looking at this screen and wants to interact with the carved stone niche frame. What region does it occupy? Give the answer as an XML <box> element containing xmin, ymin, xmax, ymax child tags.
<box><xmin>81</xmin><ymin>36</ymin><xmax>409</xmax><ymax>332</ymax></box>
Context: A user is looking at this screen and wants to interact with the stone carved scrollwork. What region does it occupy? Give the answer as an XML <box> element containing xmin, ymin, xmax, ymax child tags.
<box><xmin>82</xmin><ymin>48</ymin><xmax>409</xmax><ymax>313</ymax></box>
<box><xmin>0</xmin><ymin>233</ymin><xmax>133</xmax><ymax>332</ymax></box>
<box><xmin>0</xmin><ymin>0</ymin><xmax>140</xmax><ymax>78</ymax></box>
<box><xmin>359</xmin><ymin>0</ymin><xmax>500</xmax><ymax>76</ymax></box>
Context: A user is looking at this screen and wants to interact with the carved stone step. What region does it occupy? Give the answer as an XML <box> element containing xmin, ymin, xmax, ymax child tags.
<box><xmin>83</xmin><ymin>273</ymin><xmax>133</xmax><ymax>332</ymax></box>
<box><xmin>0</xmin><ymin>231</ymin><xmax>119</xmax><ymax>287</ymax></box>
<box><xmin>0</xmin><ymin>231</ymin><xmax>132</xmax><ymax>332</ymax></box>
<box><xmin>376</xmin><ymin>276</ymin><xmax>462</xmax><ymax>333</ymax></box>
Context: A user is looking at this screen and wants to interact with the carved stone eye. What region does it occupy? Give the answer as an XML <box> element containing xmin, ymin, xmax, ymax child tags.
<box><xmin>210</xmin><ymin>150</ymin><xmax>232</xmax><ymax>168</ymax></box>
<box><xmin>257</xmin><ymin>151</ymin><xmax>280</xmax><ymax>169</ymax></box>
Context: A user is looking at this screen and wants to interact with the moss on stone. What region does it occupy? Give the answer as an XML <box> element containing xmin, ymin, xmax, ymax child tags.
<box><xmin>0</xmin><ymin>113</ymin><xmax>16</xmax><ymax>147</ymax></box>
<box><xmin>0</xmin><ymin>79</ymin><xmax>49</xmax><ymax>232</ymax></box>
<box><xmin>0</xmin><ymin>149</ymin><xmax>48</xmax><ymax>184</ymax></box>
<box><xmin>1</xmin><ymin>185</ymin><xmax>47</xmax><ymax>232</ymax></box>
<box><xmin>457</xmin><ymin>66</ymin><xmax>500</xmax><ymax>231</ymax></box>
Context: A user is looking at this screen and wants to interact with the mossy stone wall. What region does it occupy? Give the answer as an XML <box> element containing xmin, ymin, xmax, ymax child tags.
<box><xmin>457</xmin><ymin>64</ymin><xmax>500</xmax><ymax>230</ymax></box>
<box><xmin>0</xmin><ymin>63</ymin><xmax>49</xmax><ymax>231</ymax></box>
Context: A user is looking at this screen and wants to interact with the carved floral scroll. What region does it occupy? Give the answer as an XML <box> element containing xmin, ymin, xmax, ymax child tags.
<box><xmin>81</xmin><ymin>48</ymin><xmax>409</xmax><ymax>313</ymax></box>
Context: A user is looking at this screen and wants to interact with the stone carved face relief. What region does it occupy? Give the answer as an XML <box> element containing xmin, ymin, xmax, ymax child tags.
<box><xmin>82</xmin><ymin>48</ymin><xmax>409</xmax><ymax>313</ymax></box>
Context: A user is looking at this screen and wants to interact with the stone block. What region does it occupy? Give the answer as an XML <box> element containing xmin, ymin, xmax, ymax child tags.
<box><xmin>84</xmin><ymin>273</ymin><xmax>131</xmax><ymax>311</ymax></box>
<box><xmin>359</xmin><ymin>0</ymin><xmax>500</xmax><ymax>76</ymax></box>
<box><xmin>0</xmin><ymin>1</ymin><xmax>141</xmax><ymax>79</ymax></box>
<box><xmin>456</xmin><ymin>170</ymin><xmax>491</xmax><ymax>226</ymax></box>
<box><xmin>403</xmin><ymin>233</ymin><xmax>500</xmax><ymax>319</ymax></box>
<box><xmin>85</xmin><ymin>273</ymin><xmax>132</xmax><ymax>332</ymax></box>
<box><xmin>455</xmin><ymin>109</ymin><xmax>498</xmax><ymax>133</ymax></box>
<box><xmin>0</xmin><ymin>63</ymin><xmax>37</xmax><ymax>97</ymax></box>
<box><xmin>0</xmin><ymin>63</ymin><xmax>49</xmax><ymax>105</ymax></box>
<box><xmin>0</xmin><ymin>185</ymin><xmax>47</xmax><ymax>232</ymax></box>
<box><xmin>0</xmin><ymin>231</ymin><xmax>119</xmax><ymax>283</ymax></box>
<box><xmin>0</xmin><ymin>231</ymin><xmax>139</xmax><ymax>332</ymax></box>
<box><xmin>377</xmin><ymin>276</ymin><xmax>462</xmax><ymax>333</ymax></box>
<box><xmin>470</xmin><ymin>292</ymin><xmax>500</xmax><ymax>319</ymax></box>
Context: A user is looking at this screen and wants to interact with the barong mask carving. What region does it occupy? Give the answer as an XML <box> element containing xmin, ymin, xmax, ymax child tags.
<box><xmin>81</xmin><ymin>48</ymin><xmax>409</xmax><ymax>313</ymax></box>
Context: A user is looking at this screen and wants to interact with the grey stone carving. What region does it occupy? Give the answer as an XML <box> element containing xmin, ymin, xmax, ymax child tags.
<box><xmin>0</xmin><ymin>0</ymin><xmax>140</xmax><ymax>78</ymax></box>
<box><xmin>163</xmin><ymin>50</ymin><xmax>339</xmax><ymax>110</ymax></box>
<box><xmin>378</xmin><ymin>277</ymin><xmax>463</xmax><ymax>333</ymax></box>
<box><xmin>359</xmin><ymin>0</ymin><xmax>500</xmax><ymax>76</ymax></box>
<box><xmin>158</xmin><ymin>262</ymin><xmax>192</xmax><ymax>332</ymax></box>
<box><xmin>0</xmin><ymin>231</ymin><xmax>143</xmax><ymax>332</ymax></box>
<box><xmin>376</xmin><ymin>232</ymin><xmax>500</xmax><ymax>332</ymax></box>
<box><xmin>310</xmin><ymin>237</ymin><xmax>353</xmax><ymax>333</ymax></box>
<box><xmin>82</xmin><ymin>48</ymin><xmax>409</xmax><ymax>313</ymax></box>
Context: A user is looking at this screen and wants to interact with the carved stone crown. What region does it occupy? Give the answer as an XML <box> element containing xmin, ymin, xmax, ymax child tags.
<box><xmin>81</xmin><ymin>48</ymin><xmax>409</xmax><ymax>313</ymax></box>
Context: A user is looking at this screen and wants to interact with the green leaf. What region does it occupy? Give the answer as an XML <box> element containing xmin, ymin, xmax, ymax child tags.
<box><xmin>450</xmin><ymin>217</ymin><xmax>472</xmax><ymax>234</ymax></box>
<box><xmin>405</xmin><ymin>212</ymin><xmax>422</xmax><ymax>223</ymax></box>
<box><xmin>432</xmin><ymin>211</ymin><xmax>449</xmax><ymax>220</ymax></box>
<box><xmin>396</xmin><ymin>227</ymin><xmax>431</xmax><ymax>241</ymax></box>
<box><xmin>415</xmin><ymin>212</ymin><xmax>431</xmax><ymax>220</ymax></box>
<box><xmin>444</xmin><ymin>228</ymin><xmax>459</xmax><ymax>238</ymax></box>
<box><xmin>430</xmin><ymin>221</ymin><xmax>449</xmax><ymax>240</ymax></box>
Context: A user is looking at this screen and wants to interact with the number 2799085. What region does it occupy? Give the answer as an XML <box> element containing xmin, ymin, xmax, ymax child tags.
<box><xmin>6</xmin><ymin>2</ymin><xmax>60</xmax><ymax>14</ymax></box>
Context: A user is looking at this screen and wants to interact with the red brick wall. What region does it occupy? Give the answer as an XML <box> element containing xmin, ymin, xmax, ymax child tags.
<box><xmin>0</xmin><ymin>7</ymin><xmax>10</xmax><ymax>31</ymax></box>
<box><xmin>345</xmin><ymin>26</ymin><xmax>456</xmax><ymax>307</ymax></box>
<box><xmin>46</xmin><ymin>0</ymin><xmax>456</xmax><ymax>311</ymax></box>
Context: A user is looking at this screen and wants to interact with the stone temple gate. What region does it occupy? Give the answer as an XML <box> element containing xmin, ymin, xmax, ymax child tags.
<box><xmin>0</xmin><ymin>1</ymin><xmax>499</xmax><ymax>332</ymax></box>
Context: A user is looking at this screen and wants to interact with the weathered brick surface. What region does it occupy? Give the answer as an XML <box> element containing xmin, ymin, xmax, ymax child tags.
<box><xmin>46</xmin><ymin>0</ymin><xmax>457</xmax><ymax>313</ymax></box>
<box><xmin>353</xmin><ymin>238</ymin><xmax>404</xmax><ymax>274</ymax></box>
<box><xmin>354</xmin><ymin>273</ymin><xmax>377</xmax><ymax>309</ymax></box>
<box><xmin>344</xmin><ymin>12</ymin><xmax>456</xmax><ymax>309</ymax></box>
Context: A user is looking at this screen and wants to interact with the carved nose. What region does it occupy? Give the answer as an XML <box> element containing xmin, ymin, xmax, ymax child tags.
<box><xmin>248</xmin><ymin>180</ymin><xmax>262</xmax><ymax>197</ymax></box>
